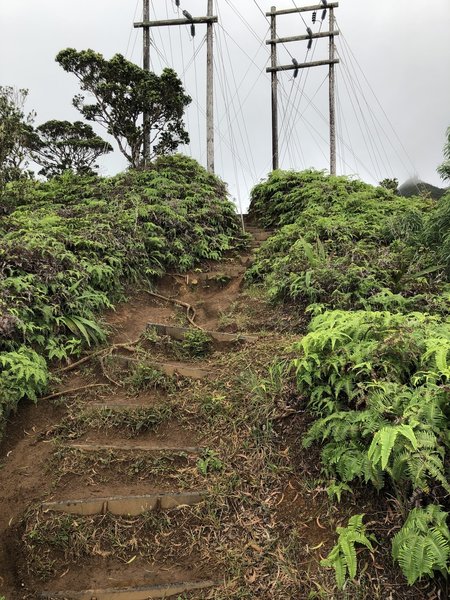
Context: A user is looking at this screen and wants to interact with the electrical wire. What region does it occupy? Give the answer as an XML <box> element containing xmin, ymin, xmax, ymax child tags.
<box><xmin>149</xmin><ymin>27</ymin><xmax>257</xmax><ymax>182</ymax></box>
<box><xmin>337</xmin><ymin>46</ymin><xmax>391</xmax><ymax>179</ymax></box>
<box><xmin>125</xmin><ymin>0</ymin><xmax>140</xmax><ymax>58</ymax></box>
<box><xmin>213</xmin><ymin>46</ymin><xmax>246</xmax><ymax>216</ymax></box>
<box><xmin>280</xmin><ymin>25</ymin><xmax>324</xmax><ymax>164</ymax></box>
<box><xmin>215</xmin><ymin>21</ymin><xmax>258</xmax><ymax>180</ymax></box>
<box><xmin>336</xmin><ymin>21</ymin><xmax>417</xmax><ymax>175</ymax></box>
<box><xmin>164</xmin><ymin>1</ymin><xmax>175</xmax><ymax>66</ymax></box>
<box><xmin>192</xmin><ymin>34</ymin><xmax>204</xmax><ymax>159</ymax></box>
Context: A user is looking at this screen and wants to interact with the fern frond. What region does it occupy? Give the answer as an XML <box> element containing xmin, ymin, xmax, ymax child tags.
<box><xmin>392</xmin><ymin>505</ymin><xmax>450</xmax><ymax>584</ymax></box>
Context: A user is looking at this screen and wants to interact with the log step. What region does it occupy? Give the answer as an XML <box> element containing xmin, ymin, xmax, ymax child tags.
<box><xmin>42</xmin><ymin>491</ymin><xmax>206</xmax><ymax>517</ymax></box>
<box><xmin>147</xmin><ymin>322</ymin><xmax>257</xmax><ymax>344</ymax></box>
<box><xmin>249</xmin><ymin>231</ymin><xmax>273</xmax><ymax>241</ymax></box>
<box><xmin>84</xmin><ymin>403</ymin><xmax>162</xmax><ymax>411</ymax></box>
<box><xmin>186</xmin><ymin>268</ymin><xmax>245</xmax><ymax>283</ymax></box>
<box><xmin>157</xmin><ymin>361</ymin><xmax>210</xmax><ymax>379</ymax></box>
<box><xmin>113</xmin><ymin>356</ymin><xmax>211</xmax><ymax>380</ymax></box>
<box><xmin>67</xmin><ymin>443</ymin><xmax>203</xmax><ymax>454</ymax></box>
<box><xmin>41</xmin><ymin>579</ymin><xmax>218</xmax><ymax>599</ymax></box>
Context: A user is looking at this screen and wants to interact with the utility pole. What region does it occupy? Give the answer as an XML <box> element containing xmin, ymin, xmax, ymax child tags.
<box><xmin>206</xmin><ymin>0</ymin><xmax>214</xmax><ymax>173</ymax></box>
<box><xmin>143</xmin><ymin>0</ymin><xmax>151</xmax><ymax>166</ymax></box>
<box><xmin>329</xmin><ymin>4</ymin><xmax>336</xmax><ymax>175</ymax></box>
<box><xmin>266</xmin><ymin>2</ymin><xmax>339</xmax><ymax>175</ymax></box>
<box><xmin>135</xmin><ymin>2</ymin><xmax>218</xmax><ymax>173</ymax></box>
<box><xmin>270</xmin><ymin>7</ymin><xmax>279</xmax><ymax>171</ymax></box>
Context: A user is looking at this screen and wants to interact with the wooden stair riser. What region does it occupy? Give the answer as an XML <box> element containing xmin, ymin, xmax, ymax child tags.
<box><xmin>66</xmin><ymin>443</ymin><xmax>203</xmax><ymax>454</ymax></box>
<box><xmin>40</xmin><ymin>580</ymin><xmax>218</xmax><ymax>599</ymax></box>
<box><xmin>147</xmin><ymin>322</ymin><xmax>257</xmax><ymax>345</ymax></box>
<box><xmin>42</xmin><ymin>491</ymin><xmax>205</xmax><ymax>517</ymax></box>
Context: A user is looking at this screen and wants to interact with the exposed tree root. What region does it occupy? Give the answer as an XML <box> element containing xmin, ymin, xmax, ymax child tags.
<box><xmin>53</xmin><ymin>289</ymin><xmax>202</xmax><ymax>384</ymax></box>
<box><xmin>143</xmin><ymin>290</ymin><xmax>203</xmax><ymax>330</ymax></box>
<box><xmin>56</xmin><ymin>338</ymin><xmax>142</xmax><ymax>375</ymax></box>
<box><xmin>99</xmin><ymin>353</ymin><xmax>123</xmax><ymax>388</ymax></box>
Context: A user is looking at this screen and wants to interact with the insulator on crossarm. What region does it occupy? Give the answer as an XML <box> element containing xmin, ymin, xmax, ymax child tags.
<box><xmin>175</xmin><ymin>0</ymin><xmax>180</xmax><ymax>7</ymax></box>
<box><xmin>322</xmin><ymin>8</ymin><xmax>327</xmax><ymax>21</ymax></box>
<box><xmin>292</xmin><ymin>58</ymin><xmax>299</xmax><ymax>67</ymax></box>
<box><xmin>321</xmin><ymin>0</ymin><xmax>328</xmax><ymax>6</ymax></box>
<box><xmin>182</xmin><ymin>10</ymin><xmax>193</xmax><ymax>20</ymax></box>
<box><xmin>191</xmin><ymin>23</ymin><xmax>196</xmax><ymax>37</ymax></box>
<box><xmin>312</xmin><ymin>11</ymin><xmax>317</xmax><ymax>24</ymax></box>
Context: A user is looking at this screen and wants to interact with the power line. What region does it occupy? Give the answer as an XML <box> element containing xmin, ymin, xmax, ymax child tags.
<box><xmin>336</xmin><ymin>21</ymin><xmax>417</xmax><ymax>175</ymax></box>
<box><xmin>125</xmin><ymin>0</ymin><xmax>141</xmax><ymax>57</ymax></box>
<box><xmin>280</xmin><ymin>17</ymin><xmax>325</xmax><ymax>166</ymax></box>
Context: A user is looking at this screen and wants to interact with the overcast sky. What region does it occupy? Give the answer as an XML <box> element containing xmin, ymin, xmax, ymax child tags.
<box><xmin>1</xmin><ymin>1</ymin><xmax>449</xmax><ymax>208</ymax></box>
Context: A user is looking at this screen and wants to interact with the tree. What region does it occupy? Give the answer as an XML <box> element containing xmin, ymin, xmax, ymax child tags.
<box><xmin>437</xmin><ymin>127</ymin><xmax>450</xmax><ymax>182</ymax></box>
<box><xmin>0</xmin><ymin>87</ymin><xmax>34</xmax><ymax>187</ymax></box>
<box><xmin>55</xmin><ymin>49</ymin><xmax>191</xmax><ymax>168</ymax></box>
<box><xmin>379</xmin><ymin>178</ymin><xmax>399</xmax><ymax>194</ymax></box>
<box><xmin>30</xmin><ymin>120</ymin><xmax>113</xmax><ymax>178</ymax></box>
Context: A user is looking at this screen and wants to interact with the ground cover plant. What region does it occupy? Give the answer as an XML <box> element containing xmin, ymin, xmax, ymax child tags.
<box><xmin>247</xmin><ymin>168</ymin><xmax>450</xmax><ymax>590</ymax></box>
<box><xmin>247</xmin><ymin>169</ymin><xmax>448</xmax><ymax>315</ymax></box>
<box><xmin>0</xmin><ymin>154</ymin><xmax>246</xmax><ymax>439</ymax></box>
<box><xmin>285</xmin><ymin>309</ymin><xmax>450</xmax><ymax>587</ymax></box>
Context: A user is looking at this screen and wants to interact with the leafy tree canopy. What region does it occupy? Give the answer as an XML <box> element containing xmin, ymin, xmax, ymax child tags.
<box><xmin>0</xmin><ymin>87</ymin><xmax>34</xmax><ymax>187</ymax></box>
<box><xmin>30</xmin><ymin>120</ymin><xmax>113</xmax><ymax>178</ymax></box>
<box><xmin>437</xmin><ymin>126</ymin><xmax>450</xmax><ymax>182</ymax></box>
<box><xmin>56</xmin><ymin>49</ymin><xmax>191</xmax><ymax>168</ymax></box>
<box><xmin>379</xmin><ymin>177</ymin><xmax>399</xmax><ymax>194</ymax></box>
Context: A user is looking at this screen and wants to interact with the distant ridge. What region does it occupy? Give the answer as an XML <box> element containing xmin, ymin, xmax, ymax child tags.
<box><xmin>398</xmin><ymin>178</ymin><xmax>448</xmax><ymax>200</ymax></box>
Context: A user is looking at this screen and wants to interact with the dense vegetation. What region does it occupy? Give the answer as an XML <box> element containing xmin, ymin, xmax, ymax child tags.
<box><xmin>247</xmin><ymin>170</ymin><xmax>448</xmax><ymax>315</ymax></box>
<box><xmin>248</xmin><ymin>169</ymin><xmax>450</xmax><ymax>588</ymax></box>
<box><xmin>0</xmin><ymin>154</ymin><xmax>246</xmax><ymax>439</ymax></box>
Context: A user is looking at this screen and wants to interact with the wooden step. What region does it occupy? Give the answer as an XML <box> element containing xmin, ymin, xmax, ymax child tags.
<box><xmin>249</xmin><ymin>231</ymin><xmax>273</xmax><ymax>241</ymax></box>
<box><xmin>147</xmin><ymin>322</ymin><xmax>257</xmax><ymax>345</ymax></box>
<box><xmin>41</xmin><ymin>579</ymin><xmax>218</xmax><ymax>599</ymax></box>
<box><xmin>239</xmin><ymin>255</ymin><xmax>253</xmax><ymax>266</ymax></box>
<box><xmin>42</xmin><ymin>491</ymin><xmax>206</xmax><ymax>516</ymax></box>
<box><xmin>186</xmin><ymin>267</ymin><xmax>245</xmax><ymax>284</ymax></box>
<box><xmin>67</xmin><ymin>443</ymin><xmax>203</xmax><ymax>454</ymax></box>
<box><xmin>157</xmin><ymin>361</ymin><xmax>210</xmax><ymax>379</ymax></box>
<box><xmin>113</xmin><ymin>355</ymin><xmax>211</xmax><ymax>380</ymax></box>
<box><xmin>84</xmin><ymin>403</ymin><xmax>162</xmax><ymax>411</ymax></box>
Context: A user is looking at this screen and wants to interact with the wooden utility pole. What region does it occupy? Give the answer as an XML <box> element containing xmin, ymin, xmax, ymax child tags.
<box><xmin>135</xmin><ymin>2</ymin><xmax>218</xmax><ymax>173</ymax></box>
<box><xmin>329</xmin><ymin>5</ymin><xmax>336</xmax><ymax>175</ymax></box>
<box><xmin>143</xmin><ymin>0</ymin><xmax>151</xmax><ymax>165</ymax></box>
<box><xmin>266</xmin><ymin>2</ymin><xmax>339</xmax><ymax>175</ymax></box>
<box><xmin>270</xmin><ymin>7</ymin><xmax>279</xmax><ymax>171</ymax></box>
<box><xmin>206</xmin><ymin>0</ymin><xmax>214</xmax><ymax>173</ymax></box>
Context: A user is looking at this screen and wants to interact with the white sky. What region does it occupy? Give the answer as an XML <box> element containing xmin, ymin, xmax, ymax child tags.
<box><xmin>1</xmin><ymin>1</ymin><xmax>449</xmax><ymax>209</ymax></box>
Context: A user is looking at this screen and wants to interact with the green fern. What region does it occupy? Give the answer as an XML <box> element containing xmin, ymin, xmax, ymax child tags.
<box><xmin>321</xmin><ymin>514</ymin><xmax>376</xmax><ymax>588</ymax></box>
<box><xmin>368</xmin><ymin>425</ymin><xmax>418</xmax><ymax>470</ymax></box>
<box><xmin>392</xmin><ymin>505</ymin><xmax>450</xmax><ymax>584</ymax></box>
<box><xmin>326</xmin><ymin>481</ymin><xmax>353</xmax><ymax>503</ymax></box>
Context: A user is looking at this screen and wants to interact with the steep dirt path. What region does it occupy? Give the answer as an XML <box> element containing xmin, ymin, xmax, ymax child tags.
<box><xmin>0</xmin><ymin>227</ymin><xmax>272</xmax><ymax>599</ymax></box>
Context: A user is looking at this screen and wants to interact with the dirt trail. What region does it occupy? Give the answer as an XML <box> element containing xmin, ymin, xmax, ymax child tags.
<box><xmin>0</xmin><ymin>227</ymin><xmax>271</xmax><ymax>599</ymax></box>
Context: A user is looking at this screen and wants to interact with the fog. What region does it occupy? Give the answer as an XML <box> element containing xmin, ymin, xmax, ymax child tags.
<box><xmin>1</xmin><ymin>0</ymin><xmax>449</xmax><ymax>208</ymax></box>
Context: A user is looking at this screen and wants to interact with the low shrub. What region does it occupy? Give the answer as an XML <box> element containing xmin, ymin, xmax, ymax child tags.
<box><xmin>0</xmin><ymin>155</ymin><xmax>246</xmax><ymax>438</ymax></box>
